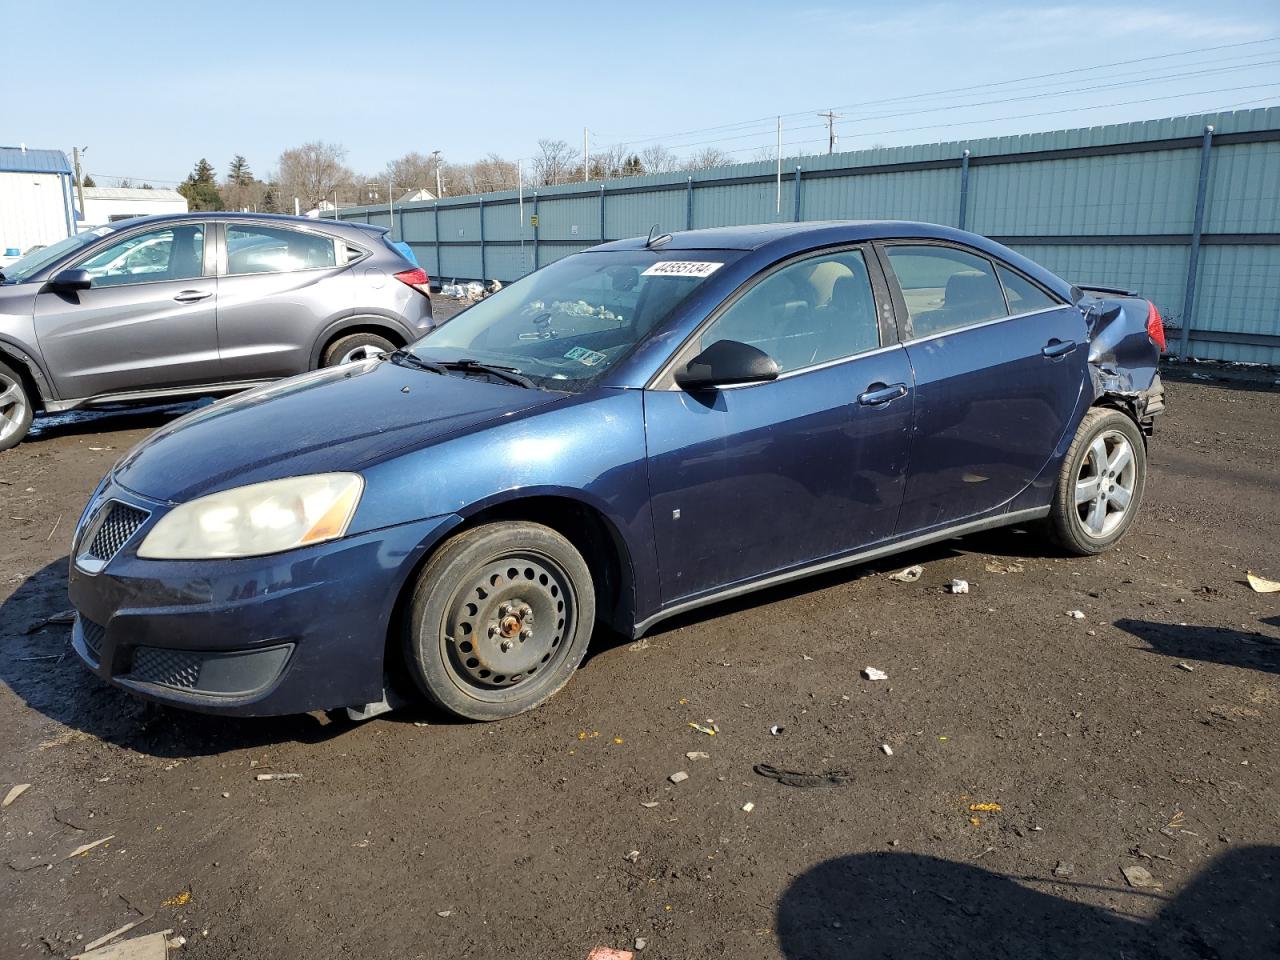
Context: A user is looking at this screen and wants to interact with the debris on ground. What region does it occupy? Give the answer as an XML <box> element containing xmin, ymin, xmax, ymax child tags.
<box><xmin>1066</xmin><ymin>610</ymin><xmax>1086</xmax><ymax>620</ymax></box>
<box><xmin>881</xmin><ymin>744</ymin><xmax>893</xmax><ymax>756</ymax></box>
<box><xmin>684</xmin><ymin>751</ymin><xmax>709</xmax><ymax>761</ymax></box>
<box><xmin>68</xmin><ymin>835</ymin><xmax>115</xmax><ymax>859</ymax></box>
<box><xmin>888</xmin><ymin>565</ymin><xmax>923</xmax><ymax>583</ymax></box>
<box><xmin>948</xmin><ymin>579</ymin><xmax>970</xmax><ymax>594</ymax></box>
<box><xmin>161</xmin><ymin>890</ymin><xmax>192</xmax><ymax>907</ymax></box>
<box><xmin>81</xmin><ymin>913</ymin><xmax>155</xmax><ymax>953</ymax></box>
<box><xmin>754</xmin><ymin>763</ymin><xmax>853</xmax><ymax>788</ymax></box>
<box><xmin>639</xmin><ymin>801</ymin><xmax>660</xmax><ymax>808</ymax></box>
<box><xmin>3</xmin><ymin>783</ymin><xmax>31</xmax><ymax>807</ymax></box>
<box><xmin>862</xmin><ymin>667</ymin><xmax>888</xmax><ymax>681</ymax></box>
<box><xmin>436</xmin><ymin>910</ymin><xmax>452</xmax><ymax>918</ymax></box>
<box><xmin>668</xmin><ymin>771</ymin><xmax>689</xmax><ymax>784</ymax></box>
<box><xmin>968</xmin><ymin>802</ymin><xmax>1002</xmax><ymax>813</ymax></box>
<box><xmin>741</xmin><ymin>802</ymin><xmax>755</xmax><ymax>813</ymax></box>
<box><xmin>769</xmin><ymin>725</ymin><xmax>784</xmax><ymax>736</ymax></box>
<box><xmin>253</xmin><ymin>773</ymin><xmax>301</xmax><ymax>781</ymax></box>
<box><xmin>623</xmin><ymin>850</ymin><xmax>640</xmax><ymax>863</ymax></box>
<box><xmin>688</xmin><ymin>721</ymin><xmax>717</xmax><ymax>736</ymax></box>
<box><xmin>586</xmin><ymin>947</ymin><xmax>633</xmax><ymax>960</ymax></box>
<box><xmin>72</xmin><ymin>930</ymin><xmax>172</xmax><ymax>960</ymax></box>
<box><xmin>1246</xmin><ymin>570</ymin><xmax>1280</xmax><ymax>593</ymax></box>
<box><xmin>634</xmin><ymin>937</ymin><xmax>648</xmax><ymax>951</ymax></box>
<box><xmin>1052</xmin><ymin>861</ymin><xmax>1075</xmax><ymax>878</ymax></box>
<box><xmin>1121</xmin><ymin>864</ymin><xmax>1161</xmax><ymax>889</ymax></box>
<box><xmin>24</xmin><ymin>609</ymin><xmax>76</xmax><ymax>633</ymax></box>
<box><xmin>1177</xmin><ymin>662</ymin><xmax>1195</xmax><ymax>672</ymax></box>
<box><xmin>985</xmin><ymin>560</ymin><xmax>1024</xmax><ymax>575</ymax></box>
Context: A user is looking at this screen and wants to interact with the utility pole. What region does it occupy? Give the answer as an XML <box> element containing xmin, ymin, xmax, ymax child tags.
<box><xmin>431</xmin><ymin>150</ymin><xmax>443</xmax><ymax>198</ymax></box>
<box><xmin>583</xmin><ymin>127</ymin><xmax>590</xmax><ymax>182</ymax></box>
<box><xmin>817</xmin><ymin>110</ymin><xmax>843</xmax><ymax>154</ymax></box>
<box><xmin>775</xmin><ymin>116</ymin><xmax>782</xmax><ymax>216</ymax></box>
<box><xmin>72</xmin><ymin>146</ymin><xmax>87</xmax><ymax>232</ymax></box>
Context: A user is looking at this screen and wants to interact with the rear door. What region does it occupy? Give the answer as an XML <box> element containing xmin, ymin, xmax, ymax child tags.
<box><xmin>33</xmin><ymin>222</ymin><xmax>219</xmax><ymax>399</ymax></box>
<box><xmin>213</xmin><ymin>221</ymin><xmax>350</xmax><ymax>378</ymax></box>
<box><xmin>878</xmin><ymin>241</ymin><xmax>1088</xmax><ymax>534</ymax></box>
<box><xmin>644</xmin><ymin>246</ymin><xmax>915</xmax><ymax>603</ymax></box>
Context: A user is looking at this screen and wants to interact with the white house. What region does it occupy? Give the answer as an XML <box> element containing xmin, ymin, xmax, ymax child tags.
<box><xmin>0</xmin><ymin>145</ymin><xmax>76</xmax><ymax>262</ymax></box>
<box><xmin>81</xmin><ymin>186</ymin><xmax>188</xmax><ymax>228</ymax></box>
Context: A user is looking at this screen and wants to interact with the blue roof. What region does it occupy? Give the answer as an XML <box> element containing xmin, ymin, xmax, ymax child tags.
<box><xmin>0</xmin><ymin>146</ymin><xmax>72</xmax><ymax>175</ymax></box>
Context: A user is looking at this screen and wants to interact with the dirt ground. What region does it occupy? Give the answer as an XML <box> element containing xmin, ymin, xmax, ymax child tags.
<box><xmin>1</xmin><ymin>366</ymin><xmax>1278</xmax><ymax>959</ymax></box>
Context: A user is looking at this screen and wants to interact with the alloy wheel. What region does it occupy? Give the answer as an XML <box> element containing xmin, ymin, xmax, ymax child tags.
<box><xmin>339</xmin><ymin>344</ymin><xmax>387</xmax><ymax>364</ymax></box>
<box><xmin>0</xmin><ymin>371</ymin><xmax>27</xmax><ymax>445</ymax></box>
<box><xmin>1073</xmin><ymin>429</ymin><xmax>1137</xmax><ymax>539</ymax></box>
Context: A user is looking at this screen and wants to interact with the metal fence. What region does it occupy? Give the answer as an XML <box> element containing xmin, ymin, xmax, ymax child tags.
<box><xmin>336</xmin><ymin>107</ymin><xmax>1280</xmax><ymax>364</ymax></box>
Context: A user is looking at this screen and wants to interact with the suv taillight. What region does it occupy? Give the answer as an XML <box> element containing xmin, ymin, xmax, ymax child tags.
<box><xmin>395</xmin><ymin>268</ymin><xmax>431</xmax><ymax>297</ymax></box>
<box><xmin>1146</xmin><ymin>300</ymin><xmax>1166</xmax><ymax>352</ymax></box>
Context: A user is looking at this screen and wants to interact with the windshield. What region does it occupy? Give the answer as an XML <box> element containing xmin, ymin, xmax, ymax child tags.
<box><xmin>410</xmin><ymin>249</ymin><xmax>739</xmax><ymax>391</ymax></box>
<box><xmin>1</xmin><ymin>228</ymin><xmax>113</xmax><ymax>283</ymax></box>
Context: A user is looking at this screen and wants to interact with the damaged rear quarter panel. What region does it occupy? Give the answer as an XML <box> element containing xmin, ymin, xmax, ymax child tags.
<box><xmin>1085</xmin><ymin>295</ymin><xmax>1160</xmax><ymax>403</ymax></box>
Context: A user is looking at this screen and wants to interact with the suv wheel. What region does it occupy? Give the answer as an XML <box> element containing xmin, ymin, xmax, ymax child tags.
<box><xmin>0</xmin><ymin>360</ymin><xmax>33</xmax><ymax>451</ymax></box>
<box><xmin>322</xmin><ymin>332</ymin><xmax>396</xmax><ymax>367</ymax></box>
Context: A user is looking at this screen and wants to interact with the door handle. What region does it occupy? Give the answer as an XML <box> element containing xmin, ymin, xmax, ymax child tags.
<box><xmin>1041</xmin><ymin>339</ymin><xmax>1077</xmax><ymax>358</ymax></box>
<box><xmin>858</xmin><ymin>382</ymin><xmax>908</xmax><ymax>406</ymax></box>
<box><xmin>173</xmin><ymin>290</ymin><xmax>213</xmax><ymax>303</ymax></box>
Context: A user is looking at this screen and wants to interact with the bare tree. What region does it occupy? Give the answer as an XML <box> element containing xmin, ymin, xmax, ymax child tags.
<box><xmin>532</xmin><ymin>139</ymin><xmax>579</xmax><ymax>186</ymax></box>
<box><xmin>275</xmin><ymin>141</ymin><xmax>354</xmax><ymax>211</ymax></box>
<box><xmin>380</xmin><ymin>151</ymin><xmax>443</xmax><ymax>198</ymax></box>
<box><xmin>638</xmin><ymin>144</ymin><xmax>679</xmax><ymax>174</ymax></box>
<box><xmin>684</xmin><ymin>147</ymin><xmax>734</xmax><ymax>171</ymax></box>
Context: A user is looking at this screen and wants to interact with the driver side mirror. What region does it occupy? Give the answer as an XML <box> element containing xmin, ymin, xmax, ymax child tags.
<box><xmin>47</xmin><ymin>268</ymin><xmax>92</xmax><ymax>292</ymax></box>
<box><xmin>675</xmin><ymin>339</ymin><xmax>780</xmax><ymax>391</ymax></box>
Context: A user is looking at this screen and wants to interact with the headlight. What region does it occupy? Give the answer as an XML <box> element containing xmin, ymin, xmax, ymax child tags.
<box><xmin>137</xmin><ymin>474</ymin><xmax>363</xmax><ymax>560</ymax></box>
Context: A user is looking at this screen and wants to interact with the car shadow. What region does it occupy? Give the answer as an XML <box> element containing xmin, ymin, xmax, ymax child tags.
<box><xmin>777</xmin><ymin>846</ymin><xmax>1280</xmax><ymax>959</ymax></box>
<box><xmin>25</xmin><ymin>399</ymin><xmax>203</xmax><ymax>443</ymax></box>
<box><xmin>638</xmin><ymin>522</ymin><xmax>1057</xmax><ymax>645</ymax></box>
<box><xmin>1115</xmin><ymin>617</ymin><xmax>1280</xmax><ymax>676</ymax></box>
<box><xmin>0</xmin><ymin>557</ymin><xmax>354</xmax><ymax>758</ymax></box>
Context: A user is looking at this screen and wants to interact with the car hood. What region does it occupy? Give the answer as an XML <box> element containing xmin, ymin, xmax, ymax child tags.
<box><xmin>113</xmin><ymin>359</ymin><xmax>565</xmax><ymax>502</ymax></box>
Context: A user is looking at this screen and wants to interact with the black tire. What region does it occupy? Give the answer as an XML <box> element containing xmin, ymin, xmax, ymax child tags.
<box><xmin>321</xmin><ymin>332</ymin><xmax>396</xmax><ymax>367</ymax></box>
<box><xmin>404</xmin><ymin>521</ymin><xmax>596</xmax><ymax>721</ymax></box>
<box><xmin>1048</xmin><ymin>407</ymin><xmax>1146</xmax><ymax>555</ymax></box>
<box><xmin>0</xmin><ymin>359</ymin><xmax>34</xmax><ymax>452</ymax></box>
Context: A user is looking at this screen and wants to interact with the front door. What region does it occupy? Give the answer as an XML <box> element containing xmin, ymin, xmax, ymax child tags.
<box><xmin>644</xmin><ymin>247</ymin><xmax>915</xmax><ymax>604</ymax></box>
<box><xmin>33</xmin><ymin>222</ymin><xmax>219</xmax><ymax>399</ymax></box>
<box><xmin>880</xmin><ymin>242</ymin><xmax>1089</xmax><ymax>534</ymax></box>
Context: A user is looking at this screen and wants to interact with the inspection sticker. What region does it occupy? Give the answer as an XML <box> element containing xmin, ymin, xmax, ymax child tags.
<box><xmin>564</xmin><ymin>346</ymin><xmax>608</xmax><ymax>367</ymax></box>
<box><xmin>642</xmin><ymin>261</ymin><xmax>723</xmax><ymax>278</ymax></box>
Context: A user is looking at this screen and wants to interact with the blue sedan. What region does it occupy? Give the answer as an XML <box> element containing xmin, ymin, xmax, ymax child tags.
<box><xmin>67</xmin><ymin>221</ymin><xmax>1165</xmax><ymax>720</ymax></box>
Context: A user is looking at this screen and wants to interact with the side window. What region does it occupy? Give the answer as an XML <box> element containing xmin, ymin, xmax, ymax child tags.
<box><xmin>75</xmin><ymin>225</ymin><xmax>205</xmax><ymax>287</ymax></box>
<box><xmin>997</xmin><ymin>264</ymin><xmax>1060</xmax><ymax>314</ymax></box>
<box><xmin>700</xmin><ymin>250</ymin><xmax>879</xmax><ymax>374</ymax></box>
<box><xmin>885</xmin><ymin>245</ymin><xmax>1008</xmax><ymax>338</ymax></box>
<box><xmin>226</xmin><ymin>225</ymin><xmax>336</xmax><ymax>275</ymax></box>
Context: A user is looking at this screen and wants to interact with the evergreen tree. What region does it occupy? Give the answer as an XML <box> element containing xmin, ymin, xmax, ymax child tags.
<box><xmin>178</xmin><ymin>158</ymin><xmax>223</xmax><ymax>210</ymax></box>
<box><xmin>228</xmin><ymin>155</ymin><xmax>253</xmax><ymax>186</ymax></box>
<box><xmin>81</xmin><ymin>174</ymin><xmax>96</xmax><ymax>188</ymax></box>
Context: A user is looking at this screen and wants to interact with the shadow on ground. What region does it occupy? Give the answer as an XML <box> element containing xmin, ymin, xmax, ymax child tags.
<box><xmin>777</xmin><ymin>846</ymin><xmax>1280</xmax><ymax>958</ymax></box>
<box><xmin>1117</xmin><ymin>617</ymin><xmax>1280</xmax><ymax>676</ymax></box>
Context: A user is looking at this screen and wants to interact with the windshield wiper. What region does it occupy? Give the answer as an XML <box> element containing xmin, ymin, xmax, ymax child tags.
<box><xmin>441</xmin><ymin>358</ymin><xmax>536</xmax><ymax>389</ymax></box>
<box><xmin>388</xmin><ymin>350</ymin><xmax>448</xmax><ymax>375</ymax></box>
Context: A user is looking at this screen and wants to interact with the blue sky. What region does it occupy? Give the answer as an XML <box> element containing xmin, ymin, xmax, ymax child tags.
<box><xmin>5</xmin><ymin>0</ymin><xmax>1279</xmax><ymax>185</ymax></box>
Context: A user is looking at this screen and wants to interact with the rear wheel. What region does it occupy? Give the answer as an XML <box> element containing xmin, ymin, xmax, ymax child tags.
<box><xmin>404</xmin><ymin>522</ymin><xmax>596</xmax><ymax>721</ymax></box>
<box><xmin>1048</xmin><ymin>407</ymin><xmax>1146</xmax><ymax>555</ymax></box>
<box><xmin>0</xmin><ymin>360</ymin><xmax>33</xmax><ymax>451</ymax></box>
<box><xmin>322</xmin><ymin>332</ymin><xmax>396</xmax><ymax>367</ymax></box>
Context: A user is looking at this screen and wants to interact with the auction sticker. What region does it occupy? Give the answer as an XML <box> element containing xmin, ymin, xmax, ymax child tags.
<box><xmin>642</xmin><ymin>261</ymin><xmax>723</xmax><ymax>278</ymax></box>
<box><xmin>564</xmin><ymin>346</ymin><xmax>608</xmax><ymax>367</ymax></box>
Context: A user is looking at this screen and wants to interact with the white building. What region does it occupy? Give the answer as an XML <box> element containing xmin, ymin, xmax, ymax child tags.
<box><xmin>81</xmin><ymin>186</ymin><xmax>188</xmax><ymax>228</ymax></box>
<box><xmin>0</xmin><ymin>145</ymin><xmax>76</xmax><ymax>263</ymax></box>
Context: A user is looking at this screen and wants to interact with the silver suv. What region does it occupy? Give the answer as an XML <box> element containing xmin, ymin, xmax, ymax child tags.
<box><xmin>0</xmin><ymin>212</ymin><xmax>433</xmax><ymax>449</ymax></box>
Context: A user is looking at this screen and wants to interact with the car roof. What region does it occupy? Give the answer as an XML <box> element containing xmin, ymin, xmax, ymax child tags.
<box><xmin>93</xmin><ymin>211</ymin><xmax>389</xmax><ymax>237</ymax></box>
<box><xmin>593</xmin><ymin>220</ymin><xmax>984</xmax><ymax>252</ymax></box>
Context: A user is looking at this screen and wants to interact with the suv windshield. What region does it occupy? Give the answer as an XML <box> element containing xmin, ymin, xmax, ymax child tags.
<box><xmin>409</xmin><ymin>249</ymin><xmax>739</xmax><ymax>392</ymax></box>
<box><xmin>1</xmin><ymin>229</ymin><xmax>114</xmax><ymax>284</ymax></box>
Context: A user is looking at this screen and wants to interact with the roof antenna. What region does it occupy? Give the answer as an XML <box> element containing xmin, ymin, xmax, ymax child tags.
<box><xmin>645</xmin><ymin>223</ymin><xmax>672</xmax><ymax>248</ymax></box>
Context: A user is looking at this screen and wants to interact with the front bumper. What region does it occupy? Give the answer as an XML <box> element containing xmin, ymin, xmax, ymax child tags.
<box><xmin>68</xmin><ymin>486</ymin><xmax>457</xmax><ymax>716</ymax></box>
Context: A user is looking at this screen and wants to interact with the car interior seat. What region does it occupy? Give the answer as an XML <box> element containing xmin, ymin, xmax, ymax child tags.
<box><xmin>912</xmin><ymin>270</ymin><xmax>1004</xmax><ymax>336</ymax></box>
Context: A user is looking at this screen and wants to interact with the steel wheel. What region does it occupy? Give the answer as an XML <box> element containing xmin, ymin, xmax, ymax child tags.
<box><xmin>405</xmin><ymin>521</ymin><xmax>596</xmax><ymax>720</ymax></box>
<box><xmin>1073</xmin><ymin>429</ymin><xmax>1137</xmax><ymax>539</ymax></box>
<box><xmin>0</xmin><ymin>362</ymin><xmax>33</xmax><ymax>451</ymax></box>
<box><xmin>441</xmin><ymin>552</ymin><xmax>576</xmax><ymax>694</ymax></box>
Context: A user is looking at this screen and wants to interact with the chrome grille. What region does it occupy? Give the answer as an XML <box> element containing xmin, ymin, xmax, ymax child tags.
<box><xmin>85</xmin><ymin>502</ymin><xmax>150</xmax><ymax>564</ymax></box>
<box><xmin>131</xmin><ymin>647</ymin><xmax>203</xmax><ymax>690</ymax></box>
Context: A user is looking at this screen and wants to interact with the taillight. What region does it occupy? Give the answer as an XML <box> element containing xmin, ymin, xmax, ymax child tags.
<box><xmin>1146</xmin><ymin>300</ymin><xmax>1166</xmax><ymax>352</ymax></box>
<box><xmin>395</xmin><ymin>268</ymin><xmax>431</xmax><ymax>297</ymax></box>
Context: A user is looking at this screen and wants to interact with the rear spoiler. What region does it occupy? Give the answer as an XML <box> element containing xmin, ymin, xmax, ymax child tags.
<box><xmin>1074</xmin><ymin>283</ymin><xmax>1137</xmax><ymax>298</ymax></box>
